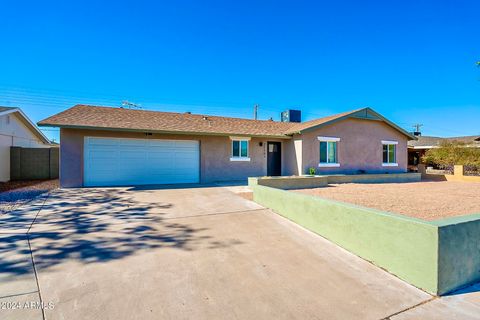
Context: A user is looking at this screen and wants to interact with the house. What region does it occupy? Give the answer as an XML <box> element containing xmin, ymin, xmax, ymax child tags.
<box><xmin>38</xmin><ymin>105</ymin><xmax>415</xmax><ymax>187</ymax></box>
<box><xmin>0</xmin><ymin>107</ymin><xmax>53</xmax><ymax>182</ymax></box>
<box><xmin>407</xmin><ymin>135</ymin><xmax>480</xmax><ymax>170</ymax></box>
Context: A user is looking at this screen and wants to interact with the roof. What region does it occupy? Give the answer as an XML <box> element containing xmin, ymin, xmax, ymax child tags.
<box><xmin>38</xmin><ymin>104</ymin><xmax>415</xmax><ymax>139</ymax></box>
<box><xmin>0</xmin><ymin>106</ymin><xmax>16</xmax><ymax>113</ymax></box>
<box><xmin>408</xmin><ymin>135</ymin><xmax>480</xmax><ymax>149</ymax></box>
<box><xmin>286</xmin><ymin>107</ymin><xmax>416</xmax><ymax>139</ymax></box>
<box><xmin>0</xmin><ymin>106</ymin><xmax>51</xmax><ymax>144</ymax></box>
<box><xmin>286</xmin><ymin>109</ymin><xmax>365</xmax><ymax>134</ymax></box>
<box><xmin>39</xmin><ymin>105</ymin><xmax>298</xmax><ymax>138</ymax></box>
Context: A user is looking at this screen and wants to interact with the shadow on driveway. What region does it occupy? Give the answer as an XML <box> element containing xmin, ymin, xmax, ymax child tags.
<box><xmin>1</xmin><ymin>187</ymin><xmax>245</xmax><ymax>277</ymax></box>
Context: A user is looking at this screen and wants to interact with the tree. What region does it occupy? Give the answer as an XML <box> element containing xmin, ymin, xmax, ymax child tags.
<box><xmin>423</xmin><ymin>141</ymin><xmax>480</xmax><ymax>167</ymax></box>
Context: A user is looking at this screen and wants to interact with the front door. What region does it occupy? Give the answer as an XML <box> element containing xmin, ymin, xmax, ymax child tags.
<box><xmin>267</xmin><ymin>142</ymin><xmax>282</xmax><ymax>176</ymax></box>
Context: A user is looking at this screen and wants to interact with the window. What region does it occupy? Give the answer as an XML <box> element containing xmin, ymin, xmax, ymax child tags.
<box><xmin>382</xmin><ymin>140</ymin><xmax>398</xmax><ymax>166</ymax></box>
<box><xmin>230</xmin><ymin>137</ymin><xmax>250</xmax><ymax>161</ymax></box>
<box><xmin>317</xmin><ymin>137</ymin><xmax>340</xmax><ymax>167</ymax></box>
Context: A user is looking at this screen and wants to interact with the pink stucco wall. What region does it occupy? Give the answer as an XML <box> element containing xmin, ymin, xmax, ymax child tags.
<box><xmin>59</xmin><ymin>118</ymin><xmax>409</xmax><ymax>187</ymax></box>
<box><xmin>300</xmin><ymin>118</ymin><xmax>408</xmax><ymax>175</ymax></box>
<box><xmin>59</xmin><ymin>128</ymin><xmax>288</xmax><ymax>187</ymax></box>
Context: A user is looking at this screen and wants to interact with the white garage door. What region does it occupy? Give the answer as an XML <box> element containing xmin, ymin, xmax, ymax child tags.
<box><xmin>84</xmin><ymin>137</ymin><xmax>200</xmax><ymax>187</ymax></box>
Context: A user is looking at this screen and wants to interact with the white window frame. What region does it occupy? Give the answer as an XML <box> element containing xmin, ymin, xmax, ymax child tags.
<box><xmin>230</xmin><ymin>137</ymin><xmax>251</xmax><ymax>162</ymax></box>
<box><xmin>382</xmin><ymin>140</ymin><xmax>398</xmax><ymax>166</ymax></box>
<box><xmin>318</xmin><ymin>136</ymin><xmax>340</xmax><ymax>167</ymax></box>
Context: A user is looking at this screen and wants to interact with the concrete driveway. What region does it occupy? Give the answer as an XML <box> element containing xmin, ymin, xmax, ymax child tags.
<box><xmin>1</xmin><ymin>185</ymin><xmax>479</xmax><ymax>319</ymax></box>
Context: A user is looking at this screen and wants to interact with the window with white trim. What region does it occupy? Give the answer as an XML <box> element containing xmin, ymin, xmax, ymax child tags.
<box><xmin>382</xmin><ymin>140</ymin><xmax>397</xmax><ymax>166</ymax></box>
<box><xmin>318</xmin><ymin>137</ymin><xmax>340</xmax><ymax>167</ymax></box>
<box><xmin>230</xmin><ymin>138</ymin><xmax>250</xmax><ymax>161</ymax></box>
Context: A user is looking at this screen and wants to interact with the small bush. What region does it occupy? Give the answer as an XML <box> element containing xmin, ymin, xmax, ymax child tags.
<box><xmin>308</xmin><ymin>167</ymin><xmax>316</xmax><ymax>175</ymax></box>
<box><xmin>423</xmin><ymin>141</ymin><xmax>480</xmax><ymax>167</ymax></box>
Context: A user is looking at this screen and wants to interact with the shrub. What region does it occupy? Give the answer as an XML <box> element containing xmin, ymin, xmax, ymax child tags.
<box><xmin>308</xmin><ymin>167</ymin><xmax>316</xmax><ymax>175</ymax></box>
<box><xmin>422</xmin><ymin>141</ymin><xmax>480</xmax><ymax>167</ymax></box>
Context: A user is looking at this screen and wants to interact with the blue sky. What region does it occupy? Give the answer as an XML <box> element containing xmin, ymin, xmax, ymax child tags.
<box><xmin>1</xmin><ymin>0</ymin><xmax>479</xmax><ymax>142</ymax></box>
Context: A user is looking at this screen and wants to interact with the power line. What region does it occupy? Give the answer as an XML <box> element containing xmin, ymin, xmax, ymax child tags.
<box><xmin>2</xmin><ymin>85</ymin><xmax>478</xmax><ymax>136</ymax></box>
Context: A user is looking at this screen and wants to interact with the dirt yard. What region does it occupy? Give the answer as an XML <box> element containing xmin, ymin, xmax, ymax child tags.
<box><xmin>292</xmin><ymin>181</ymin><xmax>480</xmax><ymax>221</ymax></box>
<box><xmin>0</xmin><ymin>179</ymin><xmax>59</xmax><ymax>214</ymax></box>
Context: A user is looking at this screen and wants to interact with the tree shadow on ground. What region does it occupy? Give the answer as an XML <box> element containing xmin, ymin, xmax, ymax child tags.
<box><xmin>0</xmin><ymin>189</ymin><xmax>48</xmax><ymax>203</ymax></box>
<box><xmin>0</xmin><ymin>188</ymin><xmax>243</xmax><ymax>276</ymax></box>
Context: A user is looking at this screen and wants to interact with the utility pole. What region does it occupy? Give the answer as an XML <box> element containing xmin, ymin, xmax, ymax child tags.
<box><xmin>121</xmin><ymin>100</ymin><xmax>142</xmax><ymax>109</ymax></box>
<box><xmin>412</xmin><ymin>123</ymin><xmax>423</xmax><ymax>136</ymax></box>
<box><xmin>253</xmin><ymin>104</ymin><xmax>259</xmax><ymax>120</ymax></box>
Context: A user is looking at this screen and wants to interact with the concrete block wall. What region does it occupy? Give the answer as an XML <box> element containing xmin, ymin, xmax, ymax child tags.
<box><xmin>10</xmin><ymin>146</ymin><xmax>59</xmax><ymax>180</ymax></box>
<box><xmin>252</xmin><ymin>183</ymin><xmax>480</xmax><ymax>295</ymax></box>
<box><xmin>248</xmin><ymin>176</ymin><xmax>329</xmax><ymax>190</ymax></box>
<box><xmin>419</xmin><ymin>164</ymin><xmax>480</xmax><ymax>183</ymax></box>
<box><xmin>248</xmin><ymin>173</ymin><xmax>421</xmax><ymax>190</ymax></box>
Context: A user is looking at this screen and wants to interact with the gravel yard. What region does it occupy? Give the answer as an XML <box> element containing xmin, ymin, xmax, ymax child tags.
<box><xmin>292</xmin><ymin>181</ymin><xmax>480</xmax><ymax>221</ymax></box>
<box><xmin>0</xmin><ymin>179</ymin><xmax>59</xmax><ymax>214</ymax></box>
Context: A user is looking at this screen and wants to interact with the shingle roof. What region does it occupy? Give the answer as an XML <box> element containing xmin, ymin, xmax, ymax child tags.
<box><xmin>286</xmin><ymin>108</ymin><xmax>365</xmax><ymax>134</ymax></box>
<box><xmin>408</xmin><ymin>135</ymin><xmax>480</xmax><ymax>148</ymax></box>
<box><xmin>0</xmin><ymin>106</ymin><xmax>16</xmax><ymax>113</ymax></box>
<box><xmin>408</xmin><ymin>136</ymin><xmax>444</xmax><ymax>148</ymax></box>
<box><xmin>446</xmin><ymin>135</ymin><xmax>480</xmax><ymax>143</ymax></box>
<box><xmin>38</xmin><ymin>104</ymin><xmax>413</xmax><ymax>139</ymax></box>
<box><xmin>38</xmin><ymin>105</ymin><xmax>298</xmax><ymax>138</ymax></box>
<box><xmin>0</xmin><ymin>106</ymin><xmax>51</xmax><ymax>144</ymax></box>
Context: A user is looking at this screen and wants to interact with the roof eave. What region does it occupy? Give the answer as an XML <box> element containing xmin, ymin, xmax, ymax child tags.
<box><xmin>37</xmin><ymin>123</ymin><xmax>292</xmax><ymax>139</ymax></box>
<box><xmin>2</xmin><ymin>108</ymin><xmax>51</xmax><ymax>144</ymax></box>
<box><xmin>364</xmin><ymin>108</ymin><xmax>417</xmax><ymax>140</ymax></box>
<box><xmin>291</xmin><ymin>107</ymin><xmax>417</xmax><ymax>140</ymax></box>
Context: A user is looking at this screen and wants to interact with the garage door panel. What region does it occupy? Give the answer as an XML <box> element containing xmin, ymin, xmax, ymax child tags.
<box><xmin>88</xmin><ymin>163</ymin><xmax>117</xmax><ymax>172</ymax></box>
<box><xmin>174</xmin><ymin>140</ymin><xmax>198</xmax><ymax>147</ymax></box>
<box><xmin>119</xmin><ymin>139</ymin><xmax>147</xmax><ymax>146</ymax></box>
<box><xmin>149</xmin><ymin>140</ymin><xmax>176</xmax><ymax>147</ymax></box>
<box><xmin>118</xmin><ymin>149</ymin><xmax>147</xmax><ymax>161</ymax></box>
<box><xmin>84</xmin><ymin>137</ymin><xmax>199</xmax><ymax>186</ymax></box>
<box><xmin>148</xmin><ymin>153</ymin><xmax>175</xmax><ymax>160</ymax></box>
<box><xmin>88</xmin><ymin>149</ymin><xmax>116</xmax><ymax>156</ymax></box>
<box><xmin>87</xmin><ymin>138</ymin><xmax>120</xmax><ymax>146</ymax></box>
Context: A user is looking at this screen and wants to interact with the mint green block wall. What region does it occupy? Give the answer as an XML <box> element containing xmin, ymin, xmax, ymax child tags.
<box><xmin>252</xmin><ymin>185</ymin><xmax>439</xmax><ymax>294</ymax></box>
<box><xmin>248</xmin><ymin>176</ymin><xmax>328</xmax><ymax>190</ymax></box>
<box><xmin>325</xmin><ymin>173</ymin><xmax>421</xmax><ymax>184</ymax></box>
<box><xmin>434</xmin><ymin>215</ymin><xmax>480</xmax><ymax>295</ymax></box>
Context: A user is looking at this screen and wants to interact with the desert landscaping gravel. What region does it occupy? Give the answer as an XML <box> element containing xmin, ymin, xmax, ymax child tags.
<box><xmin>0</xmin><ymin>179</ymin><xmax>59</xmax><ymax>214</ymax></box>
<box><xmin>293</xmin><ymin>181</ymin><xmax>480</xmax><ymax>221</ymax></box>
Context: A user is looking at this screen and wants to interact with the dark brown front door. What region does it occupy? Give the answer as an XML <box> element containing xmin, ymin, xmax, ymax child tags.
<box><xmin>267</xmin><ymin>142</ymin><xmax>281</xmax><ymax>176</ymax></box>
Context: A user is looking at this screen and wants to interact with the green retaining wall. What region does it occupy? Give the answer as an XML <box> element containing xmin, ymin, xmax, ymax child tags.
<box><xmin>324</xmin><ymin>172</ymin><xmax>421</xmax><ymax>184</ymax></box>
<box><xmin>248</xmin><ymin>176</ymin><xmax>328</xmax><ymax>190</ymax></box>
<box><xmin>248</xmin><ymin>173</ymin><xmax>421</xmax><ymax>190</ymax></box>
<box><xmin>434</xmin><ymin>215</ymin><xmax>480</xmax><ymax>295</ymax></box>
<box><xmin>252</xmin><ymin>184</ymin><xmax>480</xmax><ymax>295</ymax></box>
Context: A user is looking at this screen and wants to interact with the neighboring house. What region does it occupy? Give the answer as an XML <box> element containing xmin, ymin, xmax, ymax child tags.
<box><xmin>407</xmin><ymin>135</ymin><xmax>480</xmax><ymax>170</ymax></box>
<box><xmin>38</xmin><ymin>105</ymin><xmax>415</xmax><ymax>187</ymax></box>
<box><xmin>0</xmin><ymin>107</ymin><xmax>52</xmax><ymax>182</ymax></box>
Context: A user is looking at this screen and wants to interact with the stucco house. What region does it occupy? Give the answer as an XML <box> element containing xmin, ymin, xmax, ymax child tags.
<box><xmin>38</xmin><ymin>105</ymin><xmax>415</xmax><ymax>187</ymax></box>
<box><xmin>407</xmin><ymin>135</ymin><xmax>480</xmax><ymax>171</ymax></box>
<box><xmin>0</xmin><ymin>107</ymin><xmax>52</xmax><ymax>182</ymax></box>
